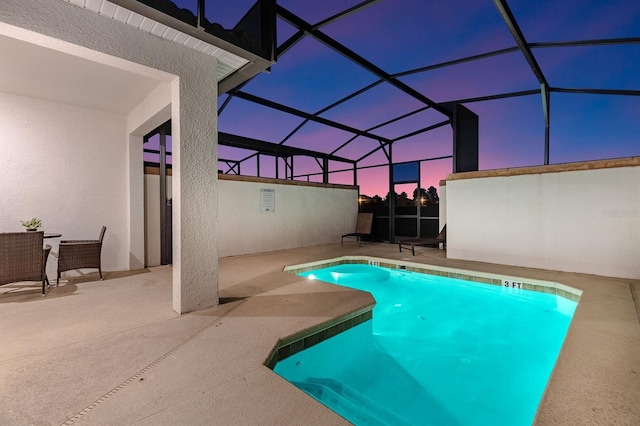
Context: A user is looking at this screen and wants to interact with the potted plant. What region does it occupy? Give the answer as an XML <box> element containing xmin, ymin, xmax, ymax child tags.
<box><xmin>21</xmin><ymin>217</ymin><xmax>42</xmax><ymax>231</ymax></box>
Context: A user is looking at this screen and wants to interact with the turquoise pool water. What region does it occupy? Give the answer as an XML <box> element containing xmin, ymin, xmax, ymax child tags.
<box><xmin>274</xmin><ymin>264</ymin><xmax>577</xmax><ymax>425</ymax></box>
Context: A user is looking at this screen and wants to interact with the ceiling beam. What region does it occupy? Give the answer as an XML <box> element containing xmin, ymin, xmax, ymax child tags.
<box><xmin>447</xmin><ymin>89</ymin><xmax>541</xmax><ymax>104</ymax></box>
<box><xmin>493</xmin><ymin>0</ymin><xmax>548</xmax><ymax>87</ymax></box>
<box><xmin>276</xmin><ymin>29</ymin><xmax>305</xmax><ymax>57</ymax></box>
<box><xmin>232</xmin><ymin>90</ymin><xmax>393</xmax><ymax>143</ymax></box>
<box><xmin>278</xmin><ymin>80</ymin><xmax>385</xmax><ymax>146</ymax></box>
<box><xmin>392</xmin><ymin>120</ymin><xmax>451</xmax><ymax>143</ymax></box>
<box><xmin>314</xmin><ymin>0</ymin><xmax>381</xmax><ymax>28</ymax></box>
<box><xmin>329</xmin><ymin>106</ymin><xmax>434</xmax><ymax>157</ymax></box>
<box><xmin>494</xmin><ymin>0</ymin><xmax>552</xmax><ymax>164</ymax></box>
<box><xmin>530</xmin><ymin>37</ymin><xmax>640</xmax><ymax>48</ymax></box>
<box><xmin>276</xmin><ymin>5</ymin><xmax>453</xmax><ymax>119</ymax></box>
<box><xmin>219</xmin><ymin>132</ymin><xmax>355</xmax><ymax>163</ymax></box>
<box><xmin>550</xmin><ymin>87</ymin><xmax>640</xmax><ymax>96</ymax></box>
<box><xmin>276</xmin><ymin>0</ymin><xmax>380</xmax><ymax>57</ymax></box>
<box><xmin>394</xmin><ymin>46</ymin><xmax>520</xmax><ymax>78</ymax></box>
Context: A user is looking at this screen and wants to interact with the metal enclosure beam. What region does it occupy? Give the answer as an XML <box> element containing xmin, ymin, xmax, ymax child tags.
<box><xmin>387</xmin><ymin>143</ymin><xmax>395</xmax><ymax>243</ymax></box>
<box><xmin>493</xmin><ymin>0</ymin><xmax>551</xmax><ymax>165</ymax></box>
<box><xmin>276</xmin><ymin>5</ymin><xmax>452</xmax><ymax>119</ymax></box>
<box><xmin>219</xmin><ymin>132</ymin><xmax>355</xmax><ymax>164</ymax></box>
<box><xmin>277</xmin><ymin>0</ymin><xmax>381</xmax><ymax>56</ymax></box>
<box><xmin>445</xmin><ymin>103</ymin><xmax>479</xmax><ymax>173</ymax></box>
<box><xmin>232</xmin><ymin>91</ymin><xmax>393</xmax><ymax>143</ymax></box>
<box><xmin>531</xmin><ymin>37</ymin><xmax>640</xmax><ymax>48</ymax></box>
<box><xmin>551</xmin><ymin>87</ymin><xmax>640</xmax><ymax>96</ymax></box>
<box><xmin>493</xmin><ymin>0</ymin><xmax>548</xmax><ymax>87</ymax></box>
<box><xmin>542</xmin><ymin>84</ymin><xmax>550</xmax><ymax>164</ymax></box>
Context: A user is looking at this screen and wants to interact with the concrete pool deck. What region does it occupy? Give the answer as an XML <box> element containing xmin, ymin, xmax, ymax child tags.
<box><xmin>1</xmin><ymin>243</ymin><xmax>639</xmax><ymax>425</ymax></box>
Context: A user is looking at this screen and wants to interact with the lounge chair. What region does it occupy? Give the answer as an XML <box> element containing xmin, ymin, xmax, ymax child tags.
<box><xmin>57</xmin><ymin>226</ymin><xmax>106</xmax><ymax>286</ymax></box>
<box><xmin>341</xmin><ymin>213</ymin><xmax>373</xmax><ymax>247</ymax></box>
<box><xmin>0</xmin><ymin>231</ymin><xmax>52</xmax><ymax>296</ymax></box>
<box><xmin>398</xmin><ymin>225</ymin><xmax>446</xmax><ymax>255</ymax></box>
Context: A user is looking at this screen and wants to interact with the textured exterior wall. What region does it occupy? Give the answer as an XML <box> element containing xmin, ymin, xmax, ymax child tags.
<box><xmin>170</xmin><ymin>75</ymin><xmax>218</xmax><ymax>313</ymax></box>
<box><xmin>1</xmin><ymin>0</ymin><xmax>219</xmax><ymax>313</ymax></box>
<box><xmin>446</xmin><ymin>163</ymin><xmax>640</xmax><ymax>279</ymax></box>
<box><xmin>144</xmin><ymin>176</ymin><xmax>358</xmax><ymax>265</ymax></box>
<box><xmin>0</xmin><ymin>92</ymin><xmax>128</xmax><ymax>278</ymax></box>
<box><xmin>218</xmin><ymin>178</ymin><xmax>358</xmax><ymax>257</ymax></box>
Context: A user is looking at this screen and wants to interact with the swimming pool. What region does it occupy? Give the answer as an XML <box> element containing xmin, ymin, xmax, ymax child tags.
<box><xmin>274</xmin><ymin>263</ymin><xmax>578</xmax><ymax>425</ymax></box>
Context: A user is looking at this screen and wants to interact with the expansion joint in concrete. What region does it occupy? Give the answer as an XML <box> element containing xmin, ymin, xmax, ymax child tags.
<box><xmin>60</xmin><ymin>301</ymin><xmax>248</xmax><ymax>425</ymax></box>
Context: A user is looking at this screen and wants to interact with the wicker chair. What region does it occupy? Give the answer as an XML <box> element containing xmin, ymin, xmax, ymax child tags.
<box><xmin>56</xmin><ymin>226</ymin><xmax>106</xmax><ymax>286</ymax></box>
<box><xmin>0</xmin><ymin>231</ymin><xmax>52</xmax><ymax>296</ymax></box>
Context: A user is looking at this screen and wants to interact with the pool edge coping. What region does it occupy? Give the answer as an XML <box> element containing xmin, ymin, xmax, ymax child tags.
<box><xmin>266</xmin><ymin>256</ymin><xmax>581</xmax><ymax>370</ymax></box>
<box><xmin>284</xmin><ymin>255</ymin><xmax>582</xmax><ymax>302</ymax></box>
<box><xmin>264</xmin><ymin>304</ymin><xmax>374</xmax><ymax>370</ymax></box>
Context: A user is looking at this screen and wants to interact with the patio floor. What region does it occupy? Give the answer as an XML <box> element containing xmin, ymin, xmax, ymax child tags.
<box><xmin>1</xmin><ymin>243</ymin><xmax>639</xmax><ymax>425</ymax></box>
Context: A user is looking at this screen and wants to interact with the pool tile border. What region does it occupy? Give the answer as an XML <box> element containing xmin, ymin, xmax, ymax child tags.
<box><xmin>265</xmin><ymin>307</ymin><xmax>373</xmax><ymax>369</ymax></box>
<box><xmin>266</xmin><ymin>256</ymin><xmax>581</xmax><ymax>370</ymax></box>
<box><xmin>284</xmin><ymin>256</ymin><xmax>582</xmax><ymax>302</ymax></box>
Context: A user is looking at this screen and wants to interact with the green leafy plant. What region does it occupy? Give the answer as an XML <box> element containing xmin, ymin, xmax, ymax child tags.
<box><xmin>21</xmin><ymin>217</ymin><xmax>42</xmax><ymax>230</ymax></box>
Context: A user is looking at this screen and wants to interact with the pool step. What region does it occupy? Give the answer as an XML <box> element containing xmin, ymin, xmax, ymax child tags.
<box><xmin>293</xmin><ymin>377</ymin><xmax>411</xmax><ymax>426</ymax></box>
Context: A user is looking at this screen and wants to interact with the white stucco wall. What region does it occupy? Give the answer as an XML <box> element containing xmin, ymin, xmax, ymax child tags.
<box><xmin>144</xmin><ymin>175</ymin><xmax>359</xmax><ymax>264</ymax></box>
<box><xmin>446</xmin><ymin>161</ymin><xmax>640</xmax><ymax>279</ymax></box>
<box><xmin>1</xmin><ymin>0</ymin><xmax>220</xmax><ymax>313</ymax></box>
<box><xmin>0</xmin><ymin>92</ymin><xmax>129</xmax><ymax>278</ymax></box>
<box><xmin>218</xmin><ymin>178</ymin><xmax>359</xmax><ymax>257</ymax></box>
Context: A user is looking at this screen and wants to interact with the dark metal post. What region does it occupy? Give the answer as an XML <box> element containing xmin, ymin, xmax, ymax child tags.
<box><xmin>159</xmin><ymin>124</ymin><xmax>170</xmax><ymax>265</ymax></box>
<box><xmin>450</xmin><ymin>103</ymin><xmax>479</xmax><ymax>173</ymax></box>
<box><xmin>290</xmin><ymin>156</ymin><xmax>294</xmax><ymax>180</ymax></box>
<box><xmin>353</xmin><ymin>163</ymin><xmax>357</xmax><ymax>186</ymax></box>
<box><xmin>323</xmin><ymin>158</ymin><xmax>329</xmax><ymax>184</ymax></box>
<box><xmin>387</xmin><ymin>143</ymin><xmax>395</xmax><ymax>243</ymax></box>
<box><xmin>542</xmin><ymin>83</ymin><xmax>550</xmax><ymax>165</ymax></box>
<box><xmin>197</xmin><ymin>0</ymin><xmax>205</xmax><ymax>28</ymax></box>
<box><xmin>416</xmin><ymin>165</ymin><xmax>421</xmax><ymax>238</ymax></box>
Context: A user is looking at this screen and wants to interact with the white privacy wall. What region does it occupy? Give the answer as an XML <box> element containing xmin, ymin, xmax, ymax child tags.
<box><xmin>144</xmin><ymin>175</ymin><xmax>359</xmax><ymax>264</ymax></box>
<box><xmin>446</xmin><ymin>161</ymin><xmax>640</xmax><ymax>279</ymax></box>
<box><xmin>218</xmin><ymin>178</ymin><xmax>359</xmax><ymax>257</ymax></box>
<box><xmin>0</xmin><ymin>92</ymin><xmax>129</xmax><ymax>278</ymax></box>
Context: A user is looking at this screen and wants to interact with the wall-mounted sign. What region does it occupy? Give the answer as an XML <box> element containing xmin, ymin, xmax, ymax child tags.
<box><xmin>260</xmin><ymin>188</ymin><xmax>275</xmax><ymax>212</ymax></box>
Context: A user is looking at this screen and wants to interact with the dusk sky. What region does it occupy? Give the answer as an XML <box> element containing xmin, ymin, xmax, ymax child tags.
<box><xmin>156</xmin><ymin>0</ymin><xmax>640</xmax><ymax>197</ymax></box>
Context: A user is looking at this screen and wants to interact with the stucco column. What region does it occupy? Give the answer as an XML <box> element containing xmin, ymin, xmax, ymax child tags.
<box><xmin>171</xmin><ymin>74</ymin><xmax>219</xmax><ymax>314</ymax></box>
